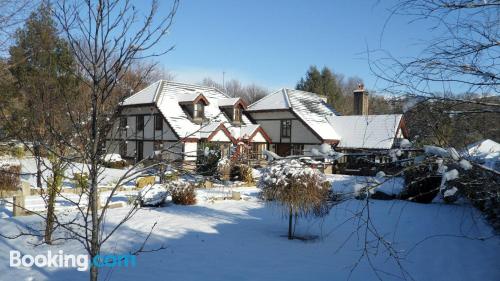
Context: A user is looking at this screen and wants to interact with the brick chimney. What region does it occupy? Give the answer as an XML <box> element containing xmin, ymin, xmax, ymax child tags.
<box><xmin>353</xmin><ymin>83</ymin><xmax>368</xmax><ymax>115</ymax></box>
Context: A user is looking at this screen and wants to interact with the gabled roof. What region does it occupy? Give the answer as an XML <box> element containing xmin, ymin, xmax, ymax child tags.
<box><xmin>247</xmin><ymin>89</ymin><xmax>290</xmax><ymax>111</ymax></box>
<box><xmin>121</xmin><ymin>80</ymin><xmax>162</xmax><ymax>105</ymax></box>
<box><xmin>122</xmin><ymin>80</ymin><xmax>265</xmax><ymax>142</ymax></box>
<box><xmin>327</xmin><ymin>114</ymin><xmax>403</xmax><ymax>149</ymax></box>
<box><xmin>248</xmin><ymin>88</ymin><xmax>341</xmax><ymax>141</ymax></box>
<box><xmin>217</xmin><ymin>97</ymin><xmax>246</xmax><ymax>108</ymax></box>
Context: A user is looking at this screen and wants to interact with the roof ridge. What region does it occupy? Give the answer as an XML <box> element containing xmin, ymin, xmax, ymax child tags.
<box><xmin>282</xmin><ymin>88</ymin><xmax>291</xmax><ymax>108</ymax></box>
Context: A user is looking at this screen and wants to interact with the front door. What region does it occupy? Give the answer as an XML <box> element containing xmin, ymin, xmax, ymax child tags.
<box><xmin>137</xmin><ymin>141</ymin><xmax>144</xmax><ymax>161</ymax></box>
<box><xmin>276</xmin><ymin>144</ymin><xmax>291</xmax><ymax>157</ymax></box>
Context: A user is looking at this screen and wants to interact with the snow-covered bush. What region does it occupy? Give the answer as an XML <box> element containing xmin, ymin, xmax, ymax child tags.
<box><xmin>103</xmin><ymin>154</ymin><xmax>128</xmax><ymax>169</ymax></box>
<box><xmin>230</xmin><ymin>163</ymin><xmax>254</xmax><ymax>184</ymax></box>
<box><xmin>168</xmin><ymin>181</ymin><xmax>196</xmax><ymax>205</ymax></box>
<box><xmin>196</xmin><ymin>144</ymin><xmax>221</xmax><ymax>176</ymax></box>
<box><xmin>139</xmin><ymin>184</ymin><xmax>169</xmax><ymax>207</ymax></box>
<box><xmin>259</xmin><ymin>160</ymin><xmax>331</xmax><ymax>239</ymax></box>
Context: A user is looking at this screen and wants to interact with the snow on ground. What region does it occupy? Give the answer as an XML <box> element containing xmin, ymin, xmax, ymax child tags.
<box><xmin>0</xmin><ymin>175</ymin><xmax>499</xmax><ymax>281</ymax></box>
<box><xmin>1</xmin><ymin>157</ymin><xmax>134</xmax><ymax>189</ymax></box>
<box><xmin>327</xmin><ymin>174</ymin><xmax>405</xmax><ymax>196</ymax></box>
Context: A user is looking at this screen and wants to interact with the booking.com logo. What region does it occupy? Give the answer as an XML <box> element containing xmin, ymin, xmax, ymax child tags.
<box><xmin>10</xmin><ymin>250</ymin><xmax>136</xmax><ymax>271</ymax></box>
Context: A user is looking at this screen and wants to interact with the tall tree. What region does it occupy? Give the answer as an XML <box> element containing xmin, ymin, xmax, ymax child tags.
<box><xmin>296</xmin><ymin>66</ymin><xmax>343</xmax><ymax>106</ymax></box>
<box><xmin>7</xmin><ymin>2</ymin><xmax>78</xmax><ymax>244</ymax></box>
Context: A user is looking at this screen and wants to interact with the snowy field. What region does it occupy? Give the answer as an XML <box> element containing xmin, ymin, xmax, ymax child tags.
<box><xmin>0</xmin><ymin>175</ymin><xmax>499</xmax><ymax>281</ymax></box>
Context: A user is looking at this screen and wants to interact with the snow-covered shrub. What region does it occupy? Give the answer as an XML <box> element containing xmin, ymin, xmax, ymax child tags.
<box><xmin>259</xmin><ymin>160</ymin><xmax>331</xmax><ymax>239</ymax></box>
<box><xmin>196</xmin><ymin>144</ymin><xmax>221</xmax><ymax>176</ymax></box>
<box><xmin>103</xmin><ymin>154</ymin><xmax>128</xmax><ymax>169</ymax></box>
<box><xmin>217</xmin><ymin>157</ymin><xmax>231</xmax><ymax>180</ymax></box>
<box><xmin>169</xmin><ymin>181</ymin><xmax>196</xmax><ymax>205</ymax></box>
<box><xmin>230</xmin><ymin>163</ymin><xmax>254</xmax><ymax>184</ymax></box>
<box><xmin>139</xmin><ymin>184</ymin><xmax>169</xmax><ymax>207</ymax></box>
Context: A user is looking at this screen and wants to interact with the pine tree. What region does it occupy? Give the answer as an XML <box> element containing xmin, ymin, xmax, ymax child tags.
<box><xmin>296</xmin><ymin>65</ymin><xmax>343</xmax><ymax>107</ymax></box>
<box><xmin>8</xmin><ymin>2</ymin><xmax>77</xmax><ymax>244</ymax></box>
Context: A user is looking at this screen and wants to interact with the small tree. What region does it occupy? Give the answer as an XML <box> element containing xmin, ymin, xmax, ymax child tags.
<box><xmin>260</xmin><ymin>160</ymin><xmax>331</xmax><ymax>240</ymax></box>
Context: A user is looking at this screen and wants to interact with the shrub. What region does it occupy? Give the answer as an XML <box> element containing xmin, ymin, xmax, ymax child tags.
<box><xmin>12</xmin><ymin>145</ymin><xmax>25</xmax><ymax>158</ymax></box>
<box><xmin>196</xmin><ymin>144</ymin><xmax>221</xmax><ymax>176</ymax></box>
<box><xmin>260</xmin><ymin>160</ymin><xmax>331</xmax><ymax>239</ymax></box>
<box><xmin>73</xmin><ymin>172</ymin><xmax>89</xmax><ymax>191</ymax></box>
<box><xmin>169</xmin><ymin>181</ymin><xmax>196</xmax><ymax>205</ymax></box>
<box><xmin>104</xmin><ymin>160</ymin><xmax>128</xmax><ymax>169</ymax></box>
<box><xmin>136</xmin><ymin>176</ymin><xmax>156</xmax><ymax>189</ymax></box>
<box><xmin>0</xmin><ymin>165</ymin><xmax>21</xmax><ymax>192</ymax></box>
<box><xmin>229</xmin><ymin>163</ymin><xmax>254</xmax><ymax>184</ymax></box>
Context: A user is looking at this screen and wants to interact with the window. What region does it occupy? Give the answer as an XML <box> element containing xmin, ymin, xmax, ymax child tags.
<box><xmin>120</xmin><ymin>117</ymin><xmax>127</xmax><ymax>129</ymax></box>
<box><xmin>291</xmin><ymin>144</ymin><xmax>304</xmax><ymax>155</ymax></box>
<box><xmin>193</xmin><ymin>103</ymin><xmax>204</xmax><ymax>119</ymax></box>
<box><xmin>154</xmin><ymin>114</ymin><xmax>163</xmax><ymax>130</ymax></box>
<box><xmin>280</xmin><ymin>120</ymin><xmax>291</xmax><ymax>137</ymax></box>
<box><xmin>233</xmin><ymin>107</ymin><xmax>241</xmax><ymax>122</ymax></box>
<box><xmin>136</xmin><ymin>115</ymin><xmax>144</xmax><ymax>131</ymax></box>
<box><xmin>252</xmin><ymin>143</ymin><xmax>266</xmax><ymax>159</ymax></box>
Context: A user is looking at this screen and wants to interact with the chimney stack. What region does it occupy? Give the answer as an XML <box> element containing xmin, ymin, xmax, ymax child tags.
<box><xmin>353</xmin><ymin>83</ymin><xmax>368</xmax><ymax>115</ymax></box>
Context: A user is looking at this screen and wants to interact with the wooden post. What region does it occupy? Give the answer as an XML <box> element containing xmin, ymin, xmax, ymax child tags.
<box><xmin>13</xmin><ymin>195</ymin><xmax>25</xmax><ymax>216</ymax></box>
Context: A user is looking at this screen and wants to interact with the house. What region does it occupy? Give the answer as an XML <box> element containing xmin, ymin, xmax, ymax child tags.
<box><xmin>246</xmin><ymin>85</ymin><xmax>407</xmax><ymax>161</ymax></box>
<box><xmin>106</xmin><ymin>81</ymin><xmax>271</xmax><ymax>164</ymax></box>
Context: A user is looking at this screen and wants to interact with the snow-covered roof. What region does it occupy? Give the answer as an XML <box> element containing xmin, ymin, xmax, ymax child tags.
<box><xmin>248</xmin><ymin>88</ymin><xmax>404</xmax><ymax>148</ymax></box>
<box><xmin>247</xmin><ymin>89</ymin><xmax>290</xmax><ymax>111</ymax></box>
<box><xmin>121</xmin><ymin>80</ymin><xmax>161</xmax><ymax>105</ymax></box>
<box><xmin>327</xmin><ymin>114</ymin><xmax>403</xmax><ymax>149</ymax></box>
<box><xmin>122</xmin><ymin>81</ymin><xmax>263</xmax><ymax>142</ymax></box>
<box><xmin>248</xmin><ymin>88</ymin><xmax>341</xmax><ymax>141</ymax></box>
<box><xmin>217</xmin><ymin>98</ymin><xmax>243</xmax><ymax>107</ymax></box>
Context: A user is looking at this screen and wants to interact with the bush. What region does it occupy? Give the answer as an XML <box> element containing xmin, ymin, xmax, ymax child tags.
<box><xmin>12</xmin><ymin>145</ymin><xmax>25</xmax><ymax>158</ymax></box>
<box><xmin>197</xmin><ymin>144</ymin><xmax>221</xmax><ymax>176</ymax></box>
<box><xmin>229</xmin><ymin>163</ymin><xmax>254</xmax><ymax>184</ymax></box>
<box><xmin>260</xmin><ymin>160</ymin><xmax>331</xmax><ymax>239</ymax></box>
<box><xmin>73</xmin><ymin>172</ymin><xmax>89</xmax><ymax>191</ymax></box>
<box><xmin>169</xmin><ymin>181</ymin><xmax>196</xmax><ymax>205</ymax></box>
<box><xmin>104</xmin><ymin>160</ymin><xmax>128</xmax><ymax>169</ymax></box>
<box><xmin>0</xmin><ymin>165</ymin><xmax>21</xmax><ymax>191</ymax></box>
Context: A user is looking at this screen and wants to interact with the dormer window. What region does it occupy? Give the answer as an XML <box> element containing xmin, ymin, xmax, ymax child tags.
<box><xmin>194</xmin><ymin>102</ymin><xmax>204</xmax><ymax>119</ymax></box>
<box><xmin>233</xmin><ymin>106</ymin><xmax>241</xmax><ymax>123</ymax></box>
<box><xmin>218</xmin><ymin>97</ymin><xmax>246</xmax><ymax>124</ymax></box>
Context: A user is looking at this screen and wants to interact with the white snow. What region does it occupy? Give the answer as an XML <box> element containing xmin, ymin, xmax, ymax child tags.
<box><xmin>459</xmin><ymin>159</ymin><xmax>473</xmax><ymax>170</ymax></box>
<box><xmin>444</xmin><ymin>187</ymin><xmax>458</xmax><ymax>197</ymax></box>
<box><xmin>400</xmin><ymin>138</ymin><xmax>412</xmax><ymax>148</ymax></box>
<box><xmin>103</xmin><ymin>153</ymin><xmax>123</xmax><ymax>163</ymax></box>
<box><xmin>1</xmin><ymin>182</ymin><xmax>498</xmax><ymax>281</ymax></box>
<box><xmin>424</xmin><ymin>145</ymin><xmax>450</xmax><ymax>158</ymax></box>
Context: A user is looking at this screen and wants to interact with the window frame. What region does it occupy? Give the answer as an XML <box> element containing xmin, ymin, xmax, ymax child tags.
<box><xmin>193</xmin><ymin>102</ymin><xmax>204</xmax><ymax>119</ymax></box>
<box><xmin>154</xmin><ymin>114</ymin><xmax>163</xmax><ymax>130</ymax></box>
<box><xmin>233</xmin><ymin>107</ymin><xmax>241</xmax><ymax>122</ymax></box>
<box><xmin>280</xmin><ymin>120</ymin><xmax>292</xmax><ymax>138</ymax></box>
<box><xmin>136</xmin><ymin>115</ymin><xmax>144</xmax><ymax>131</ymax></box>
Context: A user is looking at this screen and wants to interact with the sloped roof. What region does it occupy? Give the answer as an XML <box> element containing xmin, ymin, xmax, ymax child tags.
<box><xmin>247</xmin><ymin>89</ymin><xmax>290</xmax><ymax>111</ymax></box>
<box><xmin>122</xmin><ymin>80</ymin><xmax>261</xmax><ymax>142</ymax></box>
<box><xmin>327</xmin><ymin>114</ymin><xmax>403</xmax><ymax>149</ymax></box>
<box><xmin>248</xmin><ymin>88</ymin><xmax>341</xmax><ymax>141</ymax></box>
<box><xmin>121</xmin><ymin>80</ymin><xmax>161</xmax><ymax>105</ymax></box>
<box><xmin>217</xmin><ymin>98</ymin><xmax>242</xmax><ymax>107</ymax></box>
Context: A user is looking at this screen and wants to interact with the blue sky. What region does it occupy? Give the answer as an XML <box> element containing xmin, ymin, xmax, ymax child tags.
<box><xmin>150</xmin><ymin>0</ymin><xmax>434</xmax><ymax>92</ymax></box>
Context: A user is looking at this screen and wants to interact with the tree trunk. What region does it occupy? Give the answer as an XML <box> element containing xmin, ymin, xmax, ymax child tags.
<box><xmin>35</xmin><ymin>144</ymin><xmax>42</xmax><ymax>189</ymax></box>
<box><xmin>288</xmin><ymin>207</ymin><xmax>293</xmax><ymax>240</ymax></box>
<box><xmin>89</xmin><ymin>94</ymin><xmax>100</xmax><ymax>281</ymax></box>
<box><xmin>45</xmin><ymin>167</ymin><xmax>61</xmax><ymax>244</ymax></box>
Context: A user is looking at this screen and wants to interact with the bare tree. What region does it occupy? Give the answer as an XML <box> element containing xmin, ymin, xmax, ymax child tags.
<box><xmin>50</xmin><ymin>1</ymin><xmax>179</xmax><ymax>280</ymax></box>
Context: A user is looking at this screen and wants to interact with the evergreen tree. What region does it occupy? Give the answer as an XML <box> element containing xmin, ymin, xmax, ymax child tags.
<box><xmin>296</xmin><ymin>65</ymin><xmax>342</xmax><ymax>106</ymax></box>
<box><xmin>7</xmin><ymin>2</ymin><xmax>77</xmax><ymax>244</ymax></box>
